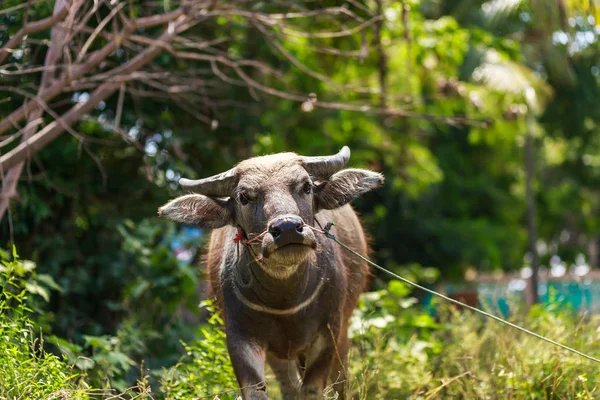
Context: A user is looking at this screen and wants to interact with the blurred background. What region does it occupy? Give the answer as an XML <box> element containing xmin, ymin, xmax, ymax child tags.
<box><xmin>0</xmin><ymin>0</ymin><xmax>599</xmax><ymax>397</ymax></box>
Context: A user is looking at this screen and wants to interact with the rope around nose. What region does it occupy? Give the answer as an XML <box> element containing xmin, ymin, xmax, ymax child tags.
<box><xmin>309</xmin><ymin>222</ymin><xmax>600</xmax><ymax>365</ymax></box>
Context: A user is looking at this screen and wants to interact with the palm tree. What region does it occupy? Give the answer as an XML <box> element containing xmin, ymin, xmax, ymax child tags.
<box><xmin>424</xmin><ymin>0</ymin><xmax>597</xmax><ymax>303</ymax></box>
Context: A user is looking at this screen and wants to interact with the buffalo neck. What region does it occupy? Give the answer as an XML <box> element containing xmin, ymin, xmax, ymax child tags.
<box><xmin>234</xmin><ymin>246</ymin><xmax>322</xmax><ymax>311</ymax></box>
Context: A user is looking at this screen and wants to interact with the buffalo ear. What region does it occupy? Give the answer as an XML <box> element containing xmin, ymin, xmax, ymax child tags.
<box><xmin>158</xmin><ymin>194</ymin><xmax>233</xmax><ymax>228</ymax></box>
<box><xmin>315</xmin><ymin>168</ymin><xmax>384</xmax><ymax>210</ymax></box>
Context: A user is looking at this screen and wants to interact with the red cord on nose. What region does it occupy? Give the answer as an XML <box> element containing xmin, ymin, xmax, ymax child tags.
<box><xmin>234</xmin><ymin>228</ymin><xmax>269</xmax><ymax>245</ymax></box>
<box><xmin>233</xmin><ymin>228</ymin><xmax>245</xmax><ymax>244</ymax></box>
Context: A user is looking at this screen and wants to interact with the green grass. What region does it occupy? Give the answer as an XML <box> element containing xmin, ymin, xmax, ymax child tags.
<box><xmin>1</xmin><ymin>250</ymin><xmax>598</xmax><ymax>399</ymax></box>
<box><xmin>348</xmin><ymin>284</ymin><xmax>599</xmax><ymax>399</ymax></box>
<box><xmin>0</xmin><ymin>249</ymin><xmax>153</xmax><ymax>399</ymax></box>
<box><xmin>0</xmin><ymin>249</ymin><xmax>88</xmax><ymax>399</ymax></box>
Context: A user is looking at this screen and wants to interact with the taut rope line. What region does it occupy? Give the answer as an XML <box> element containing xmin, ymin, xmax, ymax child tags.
<box><xmin>309</xmin><ymin>221</ymin><xmax>600</xmax><ymax>365</ymax></box>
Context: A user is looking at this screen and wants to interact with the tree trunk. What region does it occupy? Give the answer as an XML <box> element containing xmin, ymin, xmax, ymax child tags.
<box><xmin>374</xmin><ymin>0</ymin><xmax>388</xmax><ymax>109</ymax></box>
<box><xmin>524</xmin><ymin>113</ymin><xmax>539</xmax><ymax>305</ymax></box>
<box><xmin>0</xmin><ymin>0</ymin><xmax>75</xmax><ymax>220</ymax></box>
<box><xmin>589</xmin><ymin>237</ymin><xmax>598</xmax><ymax>269</ymax></box>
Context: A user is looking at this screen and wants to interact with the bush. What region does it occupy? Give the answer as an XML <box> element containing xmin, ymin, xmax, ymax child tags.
<box><xmin>0</xmin><ymin>247</ymin><xmax>88</xmax><ymax>398</ymax></box>
<box><xmin>159</xmin><ymin>300</ymin><xmax>238</xmax><ymax>399</ymax></box>
<box><xmin>0</xmin><ymin>248</ymin><xmax>153</xmax><ymax>399</ymax></box>
<box><xmin>349</xmin><ymin>280</ymin><xmax>600</xmax><ymax>399</ymax></box>
<box><xmin>349</xmin><ymin>280</ymin><xmax>443</xmax><ymax>398</ymax></box>
<box><xmin>2</xmin><ymin>246</ymin><xmax>598</xmax><ymax>399</ymax></box>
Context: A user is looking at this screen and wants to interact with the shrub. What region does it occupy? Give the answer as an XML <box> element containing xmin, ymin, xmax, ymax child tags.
<box><xmin>159</xmin><ymin>300</ymin><xmax>238</xmax><ymax>399</ymax></box>
<box><xmin>2</xmin><ymin>246</ymin><xmax>597</xmax><ymax>400</ymax></box>
<box><xmin>350</xmin><ymin>280</ymin><xmax>600</xmax><ymax>399</ymax></box>
<box><xmin>349</xmin><ymin>280</ymin><xmax>442</xmax><ymax>399</ymax></box>
<box><xmin>0</xmin><ymin>247</ymin><xmax>88</xmax><ymax>399</ymax></box>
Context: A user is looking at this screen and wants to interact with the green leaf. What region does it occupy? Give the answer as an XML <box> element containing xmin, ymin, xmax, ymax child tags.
<box><xmin>83</xmin><ymin>335</ymin><xmax>112</xmax><ymax>350</ymax></box>
<box><xmin>25</xmin><ymin>282</ymin><xmax>49</xmax><ymax>302</ymax></box>
<box><xmin>107</xmin><ymin>351</ymin><xmax>135</xmax><ymax>370</ymax></box>
<box><xmin>388</xmin><ymin>280</ymin><xmax>411</xmax><ymax>298</ymax></box>
<box><xmin>36</xmin><ymin>274</ymin><xmax>63</xmax><ymax>293</ymax></box>
<box><xmin>75</xmin><ymin>357</ymin><xmax>95</xmax><ymax>370</ymax></box>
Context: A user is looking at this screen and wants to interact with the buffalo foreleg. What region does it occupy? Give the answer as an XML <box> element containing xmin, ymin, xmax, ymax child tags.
<box><xmin>268</xmin><ymin>354</ymin><xmax>301</xmax><ymax>400</ymax></box>
<box><xmin>227</xmin><ymin>333</ymin><xmax>268</xmax><ymax>400</ymax></box>
<box><xmin>300</xmin><ymin>345</ymin><xmax>336</xmax><ymax>399</ymax></box>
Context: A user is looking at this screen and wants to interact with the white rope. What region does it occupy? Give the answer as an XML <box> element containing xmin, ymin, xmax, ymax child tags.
<box><xmin>310</xmin><ymin>222</ymin><xmax>600</xmax><ymax>365</ymax></box>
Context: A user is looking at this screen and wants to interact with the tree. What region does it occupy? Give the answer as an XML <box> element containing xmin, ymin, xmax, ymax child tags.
<box><xmin>2</xmin><ymin>0</ymin><xmax>499</xmax><ymax>387</ymax></box>
<box><xmin>426</xmin><ymin>0</ymin><xmax>600</xmax><ymax>303</ymax></box>
<box><xmin>4</xmin><ymin>0</ymin><xmax>454</xmax><ymax>222</ymax></box>
<box><xmin>5</xmin><ymin>0</ymin><xmax>594</xmax><ymax>388</ymax></box>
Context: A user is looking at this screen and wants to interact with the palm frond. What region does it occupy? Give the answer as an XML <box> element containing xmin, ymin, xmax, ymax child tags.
<box><xmin>481</xmin><ymin>0</ymin><xmax>526</xmax><ymax>30</ymax></box>
<box><xmin>472</xmin><ymin>50</ymin><xmax>553</xmax><ymax>113</ymax></box>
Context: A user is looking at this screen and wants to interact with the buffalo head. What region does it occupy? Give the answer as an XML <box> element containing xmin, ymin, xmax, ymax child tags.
<box><xmin>158</xmin><ymin>146</ymin><xmax>383</xmax><ymax>276</ymax></box>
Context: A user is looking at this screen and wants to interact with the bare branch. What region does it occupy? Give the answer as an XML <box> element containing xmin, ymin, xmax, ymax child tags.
<box><xmin>135</xmin><ymin>8</ymin><xmax>185</xmax><ymax>29</ymax></box>
<box><xmin>229</xmin><ymin>62</ymin><xmax>489</xmax><ymax>127</ymax></box>
<box><xmin>0</xmin><ymin>118</ymin><xmax>42</xmax><ymax>149</ymax></box>
<box><xmin>76</xmin><ymin>3</ymin><xmax>125</xmax><ymax>62</ymax></box>
<box><xmin>171</xmin><ymin>95</ymin><xmax>214</xmax><ymax>126</ymax></box>
<box><xmin>0</xmin><ymin>15</ymin><xmax>189</xmax><ymax>173</ymax></box>
<box><xmin>0</xmin><ymin>0</ymin><xmax>46</xmax><ymax>16</ymax></box>
<box><xmin>275</xmin><ymin>15</ymin><xmax>384</xmax><ymax>39</ymax></box>
<box><xmin>0</xmin><ymin>1</ymin><xmax>71</xmax><ymax>65</ymax></box>
<box><xmin>0</xmin><ymin>0</ymin><xmax>74</xmax><ymax>219</ymax></box>
<box><xmin>0</xmin><ymin>0</ymin><xmax>490</xmax><ymax>223</ymax></box>
<box><xmin>0</xmin><ymin>132</ymin><xmax>24</xmax><ymax>150</ymax></box>
<box><xmin>0</xmin><ymin>64</ymin><xmax>70</xmax><ymax>76</ymax></box>
<box><xmin>346</xmin><ymin>0</ymin><xmax>376</xmax><ymax>16</ymax></box>
<box><xmin>250</xmin><ymin>7</ymin><xmax>364</xmax><ymax>21</ymax></box>
<box><xmin>115</xmin><ymin>83</ymin><xmax>126</xmax><ymax>131</ymax></box>
<box><xmin>81</xmin><ymin>116</ymin><xmax>144</xmax><ymax>151</ymax></box>
<box><xmin>0</xmin><ymin>86</ymin><xmax>87</xmax><ymax>142</ymax></box>
<box><xmin>82</xmin><ymin>142</ymin><xmax>107</xmax><ymax>187</ymax></box>
<box><xmin>0</xmin><ymin>6</ymin><xmax>186</xmax><ymax>137</ymax></box>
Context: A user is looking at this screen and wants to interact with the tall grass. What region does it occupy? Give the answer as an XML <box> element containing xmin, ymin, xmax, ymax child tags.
<box><xmin>0</xmin><ymin>248</ymin><xmax>88</xmax><ymax>398</ymax></box>
<box><xmin>0</xmin><ymin>249</ymin><xmax>153</xmax><ymax>399</ymax></box>
<box><xmin>161</xmin><ymin>282</ymin><xmax>600</xmax><ymax>399</ymax></box>
<box><xmin>1</xmin><ymin>248</ymin><xmax>597</xmax><ymax>399</ymax></box>
<box><xmin>349</xmin><ymin>283</ymin><xmax>600</xmax><ymax>399</ymax></box>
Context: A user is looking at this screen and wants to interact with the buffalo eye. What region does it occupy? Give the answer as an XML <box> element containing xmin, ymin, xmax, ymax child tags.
<box><xmin>239</xmin><ymin>192</ymin><xmax>251</xmax><ymax>205</ymax></box>
<box><xmin>302</xmin><ymin>182</ymin><xmax>312</xmax><ymax>194</ymax></box>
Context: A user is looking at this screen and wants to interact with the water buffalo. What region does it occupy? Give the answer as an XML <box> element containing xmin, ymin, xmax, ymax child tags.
<box><xmin>159</xmin><ymin>146</ymin><xmax>383</xmax><ymax>399</ymax></box>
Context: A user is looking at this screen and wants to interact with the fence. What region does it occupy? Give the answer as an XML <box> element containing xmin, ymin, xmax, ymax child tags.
<box><xmin>439</xmin><ymin>270</ymin><xmax>600</xmax><ymax>316</ymax></box>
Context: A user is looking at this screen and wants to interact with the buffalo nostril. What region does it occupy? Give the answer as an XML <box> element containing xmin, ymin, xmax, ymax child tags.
<box><xmin>270</xmin><ymin>226</ymin><xmax>281</xmax><ymax>239</ymax></box>
<box><xmin>295</xmin><ymin>223</ymin><xmax>304</xmax><ymax>233</ymax></box>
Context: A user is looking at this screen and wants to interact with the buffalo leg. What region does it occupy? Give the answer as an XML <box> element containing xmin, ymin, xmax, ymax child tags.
<box><xmin>267</xmin><ymin>354</ymin><xmax>301</xmax><ymax>400</ymax></box>
<box><xmin>227</xmin><ymin>334</ymin><xmax>268</xmax><ymax>400</ymax></box>
<box><xmin>300</xmin><ymin>346</ymin><xmax>336</xmax><ymax>400</ymax></box>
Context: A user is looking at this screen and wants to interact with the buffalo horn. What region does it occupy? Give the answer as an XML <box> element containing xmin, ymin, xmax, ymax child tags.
<box><xmin>179</xmin><ymin>168</ymin><xmax>236</xmax><ymax>197</ymax></box>
<box><xmin>302</xmin><ymin>146</ymin><xmax>350</xmax><ymax>178</ymax></box>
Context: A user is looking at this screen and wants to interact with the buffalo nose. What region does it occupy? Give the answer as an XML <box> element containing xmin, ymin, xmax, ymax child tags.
<box><xmin>269</xmin><ymin>215</ymin><xmax>304</xmax><ymax>244</ymax></box>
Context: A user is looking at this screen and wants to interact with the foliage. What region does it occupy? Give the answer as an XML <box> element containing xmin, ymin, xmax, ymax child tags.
<box><xmin>0</xmin><ymin>248</ymin><xmax>88</xmax><ymax>398</ymax></box>
<box><xmin>0</xmin><ymin>0</ymin><xmax>599</xmax><ymax>397</ymax></box>
<box><xmin>1</xmin><ymin>248</ymin><xmax>598</xmax><ymax>399</ymax></box>
<box><xmin>349</xmin><ymin>281</ymin><xmax>600</xmax><ymax>399</ymax></box>
<box><xmin>148</xmin><ymin>280</ymin><xmax>600</xmax><ymax>399</ymax></box>
<box><xmin>159</xmin><ymin>300</ymin><xmax>238</xmax><ymax>399</ymax></box>
<box><xmin>43</xmin><ymin>219</ymin><xmax>204</xmax><ymax>391</ymax></box>
<box><xmin>349</xmin><ymin>280</ymin><xmax>443</xmax><ymax>397</ymax></box>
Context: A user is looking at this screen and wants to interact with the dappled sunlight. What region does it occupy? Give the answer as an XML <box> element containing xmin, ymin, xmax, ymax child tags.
<box><xmin>1</xmin><ymin>0</ymin><xmax>599</xmax><ymax>398</ymax></box>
